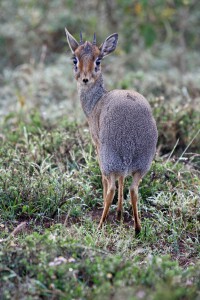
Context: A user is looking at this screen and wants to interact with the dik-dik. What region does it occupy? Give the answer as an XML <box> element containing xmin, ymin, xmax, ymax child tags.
<box><xmin>65</xmin><ymin>29</ymin><xmax>158</xmax><ymax>235</ymax></box>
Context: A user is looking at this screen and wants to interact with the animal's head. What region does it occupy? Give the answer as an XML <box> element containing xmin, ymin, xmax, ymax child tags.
<box><xmin>65</xmin><ymin>29</ymin><xmax>118</xmax><ymax>88</ymax></box>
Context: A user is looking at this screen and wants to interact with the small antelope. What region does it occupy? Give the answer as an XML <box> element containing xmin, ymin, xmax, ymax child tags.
<box><xmin>65</xmin><ymin>29</ymin><xmax>158</xmax><ymax>235</ymax></box>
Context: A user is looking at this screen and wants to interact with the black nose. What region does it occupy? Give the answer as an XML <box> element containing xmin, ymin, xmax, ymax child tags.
<box><xmin>83</xmin><ymin>78</ymin><xmax>89</xmax><ymax>83</ymax></box>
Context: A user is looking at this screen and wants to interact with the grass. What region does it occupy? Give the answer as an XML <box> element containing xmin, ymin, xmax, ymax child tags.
<box><xmin>1</xmin><ymin>227</ymin><xmax>200</xmax><ymax>300</ymax></box>
<box><xmin>0</xmin><ymin>110</ymin><xmax>199</xmax><ymax>299</ymax></box>
<box><xmin>0</xmin><ymin>2</ymin><xmax>200</xmax><ymax>297</ymax></box>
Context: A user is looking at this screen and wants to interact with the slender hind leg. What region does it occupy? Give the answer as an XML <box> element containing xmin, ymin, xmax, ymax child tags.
<box><xmin>98</xmin><ymin>174</ymin><xmax>116</xmax><ymax>229</ymax></box>
<box><xmin>117</xmin><ymin>176</ymin><xmax>124</xmax><ymax>221</ymax></box>
<box><xmin>130</xmin><ymin>172</ymin><xmax>142</xmax><ymax>236</ymax></box>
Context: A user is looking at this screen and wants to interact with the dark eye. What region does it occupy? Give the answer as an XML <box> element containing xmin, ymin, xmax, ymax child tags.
<box><xmin>96</xmin><ymin>59</ymin><xmax>101</xmax><ymax>66</ymax></box>
<box><xmin>73</xmin><ymin>58</ymin><xmax>77</xmax><ymax>65</ymax></box>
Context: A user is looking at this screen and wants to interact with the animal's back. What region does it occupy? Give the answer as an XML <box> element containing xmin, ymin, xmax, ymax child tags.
<box><xmin>97</xmin><ymin>90</ymin><xmax>158</xmax><ymax>176</ymax></box>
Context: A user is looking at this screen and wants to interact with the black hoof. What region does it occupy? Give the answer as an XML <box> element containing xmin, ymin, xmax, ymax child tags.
<box><xmin>135</xmin><ymin>227</ymin><xmax>141</xmax><ymax>237</ymax></box>
<box><xmin>116</xmin><ymin>210</ymin><xmax>122</xmax><ymax>221</ymax></box>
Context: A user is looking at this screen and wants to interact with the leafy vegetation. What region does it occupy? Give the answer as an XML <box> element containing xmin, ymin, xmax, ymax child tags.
<box><xmin>0</xmin><ymin>110</ymin><xmax>199</xmax><ymax>299</ymax></box>
<box><xmin>0</xmin><ymin>1</ymin><xmax>200</xmax><ymax>299</ymax></box>
<box><xmin>1</xmin><ymin>228</ymin><xmax>200</xmax><ymax>300</ymax></box>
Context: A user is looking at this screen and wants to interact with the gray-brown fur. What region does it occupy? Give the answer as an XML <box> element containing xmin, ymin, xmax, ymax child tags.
<box><xmin>65</xmin><ymin>29</ymin><xmax>158</xmax><ymax>234</ymax></box>
<box><xmin>97</xmin><ymin>90</ymin><xmax>157</xmax><ymax>177</ymax></box>
<box><xmin>79</xmin><ymin>74</ymin><xmax>106</xmax><ymax>116</ymax></box>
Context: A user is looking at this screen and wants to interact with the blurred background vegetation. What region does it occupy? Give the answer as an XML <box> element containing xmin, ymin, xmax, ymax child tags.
<box><xmin>1</xmin><ymin>0</ymin><xmax>200</xmax><ymax>66</ymax></box>
<box><xmin>0</xmin><ymin>0</ymin><xmax>200</xmax><ymax>156</ymax></box>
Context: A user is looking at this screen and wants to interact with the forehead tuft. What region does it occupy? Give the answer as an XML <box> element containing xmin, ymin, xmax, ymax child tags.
<box><xmin>75</xmin><ymin>41</ymin><xmax>100</xmax><ymax>59</ymax></box>
<box><xmin>84</xmin><ymin>41</ymin><xmax>92</xmax><ymax>53</ymax></box>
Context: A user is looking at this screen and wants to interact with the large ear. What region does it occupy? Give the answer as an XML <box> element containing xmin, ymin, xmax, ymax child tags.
<box><xmin>99</xmin><ymin>33</ymin><xmax>118</xmax><ymax>58</ymax></box>
<box><xmin>65</xmin><ymin>28</ymin><xmax>79</xmax><ymax>53</ymax></box>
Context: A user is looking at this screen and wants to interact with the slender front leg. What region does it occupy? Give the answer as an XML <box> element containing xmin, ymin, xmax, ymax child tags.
<box><xmin>117</xmin><ymin>176</ymin><xmax>124</xmax><ymax>221</ymax></box>
<box><xmin>130</xmin><ymin>172</ymin><xmax>142</xmax><ymax>236</ymax></box>
<box><xmin>98</xmin><ymin>174</ymin><xmax>116</xmax><ymax>229</ymax></box>
<box><xmin>102</xmin><ymin>175</ymin><xmax>108</xmax><ymax>206</ymax></box>
<box><xmin>95</xmin><ymin>145</ymin><xmax>107</xmax><ymax>206</ymax></box>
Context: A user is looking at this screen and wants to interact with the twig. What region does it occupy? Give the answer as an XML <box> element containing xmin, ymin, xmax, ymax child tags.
<box><xmin>10</xmin><ymin>222</ymin><xmax>27</xmax><ymax>236</ymax></box>
<box><xmin>166</xmin><ymin>138</ymin><xmax>179</xmax><ymax>164</ymax></box>
<box><xmin>0</xmin><ymin>222</ymin><xmax>26</xmax><ymax>243</ymax></box>
<box><xmin>173</xmin><ymin>129</ymin><xmax>200</xmax><ymax>169</ymax></box>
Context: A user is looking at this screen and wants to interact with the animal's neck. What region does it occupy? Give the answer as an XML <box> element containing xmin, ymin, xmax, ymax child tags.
<box><xmin>78</xmin><ymin>74</ymin><xmax>106</xmax><ymax>117</ymax></box>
